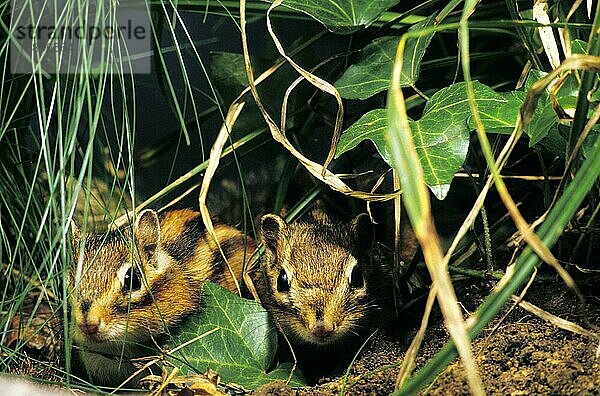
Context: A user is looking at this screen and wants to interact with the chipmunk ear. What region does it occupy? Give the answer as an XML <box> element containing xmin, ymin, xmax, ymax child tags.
<box><xmin>261</xmin><ymin>214</ymin><xmax>285</xmax><ymax>253</ymax></box>
<box><xmin>350</xmin><ymin>213</ymin><xmax>373</xmax><ymax>251</ymax></box>
<box><xmin>135</xmin><ymin>209</ymin><xmax>161</xmax><ymax>264</ymax></box>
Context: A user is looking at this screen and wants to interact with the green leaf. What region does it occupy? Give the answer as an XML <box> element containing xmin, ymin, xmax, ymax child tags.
<box><xmin>515</xmin><ymin>68</ymin><xmax>587</xmax><ymax>145</ymax></box>
<box><xmin>571</xmin><ymin>39</ymin><xmax>587</xmax><ymax>54</ymax></box>
<box><xmin>210</xmin><ymin>52</ymin><xmax>259</xmax><ymax>101</ymax></box>
<box><xmin>539</xmin><ymin>125</ymin><xmax>567</xmax><ymax>158</ymax></box>
<box><xmin>166</xmin><ymin>282</ymin><xmax>305</xmax><ymax>389</ymax></box>
<box><xmin>582</xmin><ymin>130</ymin><xmax>600</xmax><ymax>158</ymax></box>
<box><xmin>411</xmin><ymin>117</ymin><xmax>469</xmax><ymax>200</ymax></box>
<box><xmin>573</xmin><ymin>39</ymin><xmax>600</xmax><ymax>103</ymax></box>
<box><xmin>338</xmin><ymin>70</ymin><xmax>595</xmax><ymax>197</ymax></box>
<box><xmin>279</xmin><ymin>0</ymin><xmax>401</xmax><ymax>34</ymax></box>
<box><xmin>338</xmin><ymin>82</ymin><xmax>508</xmax><ymax>199</ymax></box>
<box><xmin>527</xmin><ymin>104</ymin><xmax>559</xmax><ymax>145</ymax></box>
<box><xmin>335</xmin><ymin>15</ymin><xmax>436</xmax><ymax>99</ymax></box>
<box><xmin>407</xmin><ymin>82</ymin><xmax>507</xmax><ymax>199</ymax></box>
<box><xmin>473</xmin><ymin>91</ymin><xmax>522</xmax><ymax>134</ymax></box>
<box><xmin>336</xmin><ymin>108</ymin><xmax>389</xmax><ymax>159</ymax></box>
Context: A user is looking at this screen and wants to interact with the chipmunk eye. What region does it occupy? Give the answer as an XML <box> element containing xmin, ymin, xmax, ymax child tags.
<box><xmin>349</xmin><ymin>265</ymin><xmax>364</xmax><ymax>289</ymax></box>
<box><xmin>277</xmin><ymin>269</ymin><xmax>290</xmax><ymax>293</ymax></box>
<box><xmin>123</xmin><ymin>265</ymin><xmax>142</xmax><ymax>292</ymax></box>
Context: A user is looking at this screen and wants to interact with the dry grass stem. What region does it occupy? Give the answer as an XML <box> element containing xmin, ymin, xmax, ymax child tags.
<box><xmin>239</xmin><ymin>0</ymin><xmax>396</xmax><ymax>202</ymax></box>
<box><xmin>267</xmin><ymin>0</ymin><xmax>343</xmax><ymax>174</ymax></box>
<box><xmin>484</xmin><ymin>268</ymin><xmax>538</xmax><ymax>345</ymax></box>
<box><xmin>533</xmin><ymin>0</ymin><xmax>561</xmax><ymax>68</ymax></box>
<box><xmin>513</xmin><ymin>297</ymin><xmax>599</xmax><ymax>339</ymax></box>
<box><xmin>198</xmin><ymin>102</ymin><xmax>246</xmax><ymax>296</ymax></box>
<box><xmin>395</xmin><ymin>283</ymin><xmax>437</xmax><ymax>389</ymax></box>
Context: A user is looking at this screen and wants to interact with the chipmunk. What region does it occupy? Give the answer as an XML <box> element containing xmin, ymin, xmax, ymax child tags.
<box><xmin>253</xmin><ymin>211</ymin><xmax>391</xmax><ymax>354</ymax></box>
<box><xmin>69</xmin><ymin>208</ymin><xmax>256</xmax><ymax>387</ymax></box>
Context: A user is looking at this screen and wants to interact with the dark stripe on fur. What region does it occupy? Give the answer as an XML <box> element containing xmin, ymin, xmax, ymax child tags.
<box><xmin>113</xmin><ymin>273</ymin><xmax>171</xmax><ymax>314</ymax></box>
<box><xmin>163</xmin><ymin>216</ymin><xmax>206</xmax><ymax>263</ymax></box>
<box><xmin>209</xmin><ymin>235</ymin><xmax>245</xmax><ymax>284</ymax></box>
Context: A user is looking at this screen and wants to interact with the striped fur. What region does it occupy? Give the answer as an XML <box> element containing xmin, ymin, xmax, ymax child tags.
<box><xmin>69</xmin><ymin>208</ymin><xmax>256</xmax><ymax>386</ymax></box>
<box><xmin>253</xmin><ymin>213</ymin><xmax>379</xmax><ymax>349</ymax></box>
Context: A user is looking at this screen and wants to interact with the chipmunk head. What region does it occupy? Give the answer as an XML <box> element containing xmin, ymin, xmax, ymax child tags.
<box><xmin>259</xmin><ymin>213</ymin><xmax>375</xmax><ymax>346</ymax></box>
<box><xmin>69</xmin><ymin>209</ymin><xmax>192</xmax><ymax>347</ymax></box>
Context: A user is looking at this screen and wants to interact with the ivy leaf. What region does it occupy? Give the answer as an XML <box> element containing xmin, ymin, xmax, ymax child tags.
<box><xmin>210</xmin><ymin>52</ymin><xmax>270</xmax><ymax>134</ymax></box>
<box><xmin>540</xmin><ymin>124</ymin><xmax>600</xmax><ymax>159</ymax></box>
<box><xmin>335</xmin><ymin>15</ymin><xmax>436</xmax><ymax>99</ymax></box>
<box><xmin>336</xmin><ymin>108</ymin><xmax>389</xmax><ymax>159</ymax></box>
<box><xmin>473</xmin><ymin>91</ymin><xmax>522</xmax><ymax>134</ymax></box>
<box><xmin>573</xmin><ymin>39</ymin><xmax>600</xmax><ymax>103</ymax></box>
<box><xmin>571</xmin><ymin>39</ymin><xmax>587</xmax><ymax>54</ymax></box>
<box><xmin>165</xmin><ymin>283</ymin><xmax>305</xmax><ymax>390</ymax></box>
<box><xmin>527</xmin><ymin>104</ymin><xmax>560</xmax><ymax>145</ymax></box>
<box><xmin>337</xmin><ymin>82</ymin><xmax>510</xmax><ymax>199</ymax></box>
<box><xmin>337</xmin><ymin>65</ymin><xmax>593</xmax><ymax>198</ymax></box>
<box><xmin>413</xmin><ymin>82</ymin><xmax>506</xmax><ymax>198</ymax></box>
<box><xmin>539</xmin><ymin>126</ymin><xmax>567</xmax><ymax>158</ymax></box>
<box><xmin>494</xmin><ymin>68</ymin><xmax>584</xmax><ymax>145</ymax></box>
<box><xmin>278</xmin><ymin>0</ymin><xmax>401</xmax><ymax>34</ymax></box>
<box><xmin>582</xmin><ymin>130</ymin><xmax>600</xmax><ymax>158</ymax></box>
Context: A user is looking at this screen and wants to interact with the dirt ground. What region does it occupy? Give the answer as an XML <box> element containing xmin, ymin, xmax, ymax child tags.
<box><xmin>4</xmin><ymin>276</ymin><xmax>600</xmax><ymax>395</ymax></box>
<box><xmin>255</xmin><ymin>279</ymin><xmax>600</xmax><ymax>396</ymax></box>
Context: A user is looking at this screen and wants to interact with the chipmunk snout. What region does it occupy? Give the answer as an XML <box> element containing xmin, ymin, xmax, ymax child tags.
<box><xmin>77</xmin><ymin>301</ymin><xmax>103</xmax><ymax>336</ymax></box>
<box><xmin>311</xmin><ymin>319</ymin><xmax>335</xmax><ymax>339</ymax></box>
<box><xmin>78</xmin><ymin>320</ymin><xmax>100</xmax><ymax>335</ymax></box>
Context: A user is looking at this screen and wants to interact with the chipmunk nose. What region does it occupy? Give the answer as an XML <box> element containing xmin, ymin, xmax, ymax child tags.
<box><xmin>78</xmin><ymin>320</ymin><xmax>100</xmax><ymax>335</ymax></box>
<box><xmin>312</xmin><ymin>320</ymin><xmax>334</xmax><ymax>338</ymax></box>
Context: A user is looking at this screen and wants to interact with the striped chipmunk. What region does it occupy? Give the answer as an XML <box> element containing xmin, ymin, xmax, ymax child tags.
<box><xmin>252</xmin><ymin>209</ymin><xmax>390</xmax><ymax>360</ymax></box>
<box><xmin>69</xmin><ymin>208</ymin><xmax>256</xmax><ymax>386</ymax></box>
